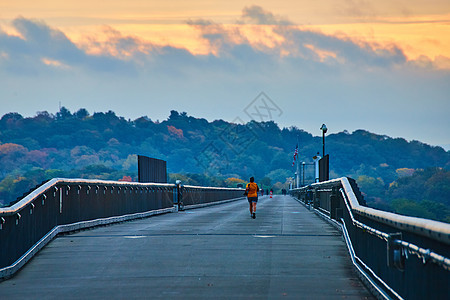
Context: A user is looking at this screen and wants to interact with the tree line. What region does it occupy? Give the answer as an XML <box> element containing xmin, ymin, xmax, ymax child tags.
<box><xmin>0</xmin><ymin>108</ymin><xmax>449</xmax><ymax>222</ymax></box>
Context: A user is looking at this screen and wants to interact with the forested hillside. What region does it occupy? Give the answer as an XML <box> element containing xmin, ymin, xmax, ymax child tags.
<box><xmin>1</xmin><ymin>108</ymin><xmax>449</xmax><ymax>222</ymax></box>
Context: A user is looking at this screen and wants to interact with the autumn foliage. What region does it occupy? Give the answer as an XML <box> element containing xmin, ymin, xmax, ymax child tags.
<box><xmin>0</xmin><ymin>108</ymin><xmax>449</xmax><ymax>223</ymax></box>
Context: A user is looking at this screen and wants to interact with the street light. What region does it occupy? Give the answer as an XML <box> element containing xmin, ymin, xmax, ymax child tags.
<box><xmin>313</xmin><ymin>153</ymin><xmax>321</xmax><ymax>183</ymax></box>
<box><xmin>320</xmin><ymin>124</ymin><xmax>327</xmax><ymax>157</ymax></box>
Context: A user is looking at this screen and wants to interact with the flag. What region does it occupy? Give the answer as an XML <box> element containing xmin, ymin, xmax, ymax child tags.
<box><xmin>292</xmin><ymin>144</ymin><xmax>298</xmax><ymax>166</ymax></box>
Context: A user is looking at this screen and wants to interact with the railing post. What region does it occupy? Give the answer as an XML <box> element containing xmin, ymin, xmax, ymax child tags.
<box><xmin>330</xmin><ymin>187</ymin><xmax>339</xmax><ymax>220</ymax></box>
<box><xmin>387</xmin><ymin>233</ymin><xmax>405</xmax><ymax>271</ymax></box>
<box><xmin>313</xmin><ymin>188</ymin><xmax>319</xmax><ymax>209</ymax></box>
<box><xmin>174</xmin><ymin>180</ymin><xmax>184</xmax><ymax>211</ymax></box>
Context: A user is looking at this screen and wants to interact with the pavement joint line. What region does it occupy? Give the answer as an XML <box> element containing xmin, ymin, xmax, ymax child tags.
<box><xmin>59</xmin><ymin>274</ymin><xmax>356</xmax><ymax>279</ymax></box>
<box><xmin>59</xmin><ymin>233</ymin><xmax>342</xmax><ymax>238</ymax></box>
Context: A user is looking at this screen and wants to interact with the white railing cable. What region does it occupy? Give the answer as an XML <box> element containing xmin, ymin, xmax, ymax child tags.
<box><xmin>339</xmin><ymin>188</ymin><xmax>450</xmax><ymax>271</ymax></box>
<box><xmin>339</xmin><ymin>188</ymin><xmax>389</xmax><ymax>240</ymax></box>
<box><xmin>340</xmin><ymin>218</ymin><xmax>403</xmax><ymax>300</ymax></box>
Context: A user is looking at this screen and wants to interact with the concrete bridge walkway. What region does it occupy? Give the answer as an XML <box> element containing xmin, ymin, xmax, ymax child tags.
<box><xmin>0</xmin><ymin>195</ymin><xmax>373</xmax><ymax>299</ymax></box>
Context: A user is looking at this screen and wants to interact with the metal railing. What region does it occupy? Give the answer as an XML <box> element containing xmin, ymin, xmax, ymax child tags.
<box><xmin>180</xmin><ymin>185</ymin><xmax>244</xmax><ymax>209</ymax></box>
<box><xmin>290</xmin><ymin>177</ymin><xmax>450</xmax><ymax>300</ymax></box>
<box><xmin>0</xmin><ymin>178</ymin><xmax>244</xmax><ymax>279</ymax></box>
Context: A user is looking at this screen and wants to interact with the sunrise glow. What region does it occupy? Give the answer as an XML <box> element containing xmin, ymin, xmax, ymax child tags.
<box><xmin>1</xmin><ymin>1</ymin><xmax>449</xmax><ymax>68</ymax></box>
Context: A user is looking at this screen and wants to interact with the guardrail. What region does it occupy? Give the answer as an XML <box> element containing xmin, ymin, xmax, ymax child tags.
<box><xmin>180</xmin><ymin>185</ymin><xmax>245</xmax><ymax>209</ymax></box>
<box><xmin>290</xmin><ymin>177</ymin><xmax>450</xmax><ymax>300</ymax></box>
<box><xmin>0</xmin><ymin>178</ymin><xmax>244</xmax><ymax>279</ymax></box>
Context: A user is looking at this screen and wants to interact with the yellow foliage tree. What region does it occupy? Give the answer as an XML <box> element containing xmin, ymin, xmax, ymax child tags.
<box><xmin>226</xmin><ymin>177</ymin><xmax>246</xmax><ymax>187</ymax></box>
<box><xmin>396</xmin><ymin>168</ymin><xmax>415</xmax><ymax>177</ymax></box>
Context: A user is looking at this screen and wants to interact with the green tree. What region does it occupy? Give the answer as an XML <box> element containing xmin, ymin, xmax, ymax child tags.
<box><xmin>56</xmin><ymin>106</ymin><xmax>73</xmax><ymax>120</ymax></box>
<box><xmin>391</xmin><ymin>198</ymin><xmax>434</xmax><ymax>219</ymax></box>
<box><xmin>259</xmin><ymin>176</ymin><xmax>271</xmax><ymax>188</ymax></box>
<box><xmin>356</xmin><ymin>175</ymin><xmax>385</xmax><ymax>199</ymax></box>
<box><xmin>266</xmin><ymin>169</ymin><xmax>291</xmax><ymax>185</ymax></box>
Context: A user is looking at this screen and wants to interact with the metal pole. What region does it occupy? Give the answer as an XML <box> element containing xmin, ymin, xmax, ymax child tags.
<box><xmin>320</xmin><ymin>124</ymin><xmax>327</xmax><ymax>157</ymax></box>
<box><xmin>314</xmin><ymin>155</ymin><xmax>320</xmax><ymax>183</ymax></box>
<box><xmin>322</xmin><ymin>132</ymin><xmax>325</xmax><ymax>157</ymax></box>
<box><xmin>302</xmin><ymin>162</ymin><xmax>305</xmax><ymax>186</ymax></box>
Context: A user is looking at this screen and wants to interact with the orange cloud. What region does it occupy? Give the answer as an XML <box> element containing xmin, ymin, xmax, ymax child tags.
<box><xmin>305</xmin><ymin>14</ymin><xmax>450</xmax><ymax>68</ymax></box>
<box><xmin>41</xmin><ymin>57</ymin><xmax>69</xmax><ymax>68</ymax></box>
<box><xmin>67</xmin><ymin>19</ymin><xmax>450</xmax><ymax>70</ymax></box>
<box><xmin>304</xmin><ymin>44</ymin><xmax>338</xmax><ymax>62</ymax></box>
<box><xmin>2</xmin><ymin>4</ymin><xmax>449</xmax><ymax>69</ymax></box>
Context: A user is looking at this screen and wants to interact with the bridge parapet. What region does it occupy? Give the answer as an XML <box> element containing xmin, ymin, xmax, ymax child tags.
<box><xmin>290</xmin><ymin>177</ymin><xmax>450</xmax><ymax>300</ymax></box>
<box><xmin>0</xmin><ymin>178</ymin><xmax>243</xmax><ymax>279</ymax></box>
<box><xmin>180</xmin><ymin>185</ymin><xmax>245</xmax><ymax>208</ymax></box>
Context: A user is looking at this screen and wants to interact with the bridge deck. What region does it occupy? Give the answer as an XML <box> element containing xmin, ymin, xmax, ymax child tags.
<box><xmin>0</xmin><ymin>196</ymin><xmax>373</xmax><ymax>299</ymax></box>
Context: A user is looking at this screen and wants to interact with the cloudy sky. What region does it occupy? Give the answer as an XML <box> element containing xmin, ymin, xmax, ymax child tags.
<box><xmin>1</xmin><ymin>0</ymin><xmax>449</xmax><ymax>149</ymax></box>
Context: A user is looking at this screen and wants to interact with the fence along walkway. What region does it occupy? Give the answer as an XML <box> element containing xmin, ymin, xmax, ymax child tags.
<box><xmin>0</xmin><ymin>195</ymin><xmax>373</xmax><ymax>299</ymax></box>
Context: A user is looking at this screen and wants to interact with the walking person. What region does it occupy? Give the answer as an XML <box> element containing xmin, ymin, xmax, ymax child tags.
<box><xmin>246</xmin><ymin>177</ymin><xmax>259</xmax><ymax>219</ymax></box>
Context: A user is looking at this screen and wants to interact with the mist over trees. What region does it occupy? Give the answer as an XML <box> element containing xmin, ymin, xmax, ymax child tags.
<box><xmin>1</xmin><ymin>108</ymin><xmax>449</xmax><ymax>222</ymax></box>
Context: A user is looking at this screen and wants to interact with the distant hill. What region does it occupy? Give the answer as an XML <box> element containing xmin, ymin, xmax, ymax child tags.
<box><xmin>1</xmin><ymin>108</ymin><xmax>449</xmax><ymax>222</ymax></box>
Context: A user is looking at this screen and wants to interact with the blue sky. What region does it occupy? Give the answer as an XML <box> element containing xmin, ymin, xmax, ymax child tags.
<box><xmin>0</xmin><ymin>4</ymin><xmax>449</xmax><ymax>149</ymax></box>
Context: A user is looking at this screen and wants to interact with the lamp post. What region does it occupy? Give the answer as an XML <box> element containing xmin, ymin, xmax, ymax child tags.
<box><xmin>313</xmin><ymin>153</ymin><xmax>321</xmax><ymax>183</ymax></box>
<box><xmin>320</xmin><ymin>124</ymin><xmax>327</xmax><ymax>157</ymax></box>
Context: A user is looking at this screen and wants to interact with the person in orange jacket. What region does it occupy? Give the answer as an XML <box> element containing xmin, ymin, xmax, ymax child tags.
<box><xmin>246</xmin><ymin>177</ymin><xmax>260</xmax><ymax>219</ymax></box>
